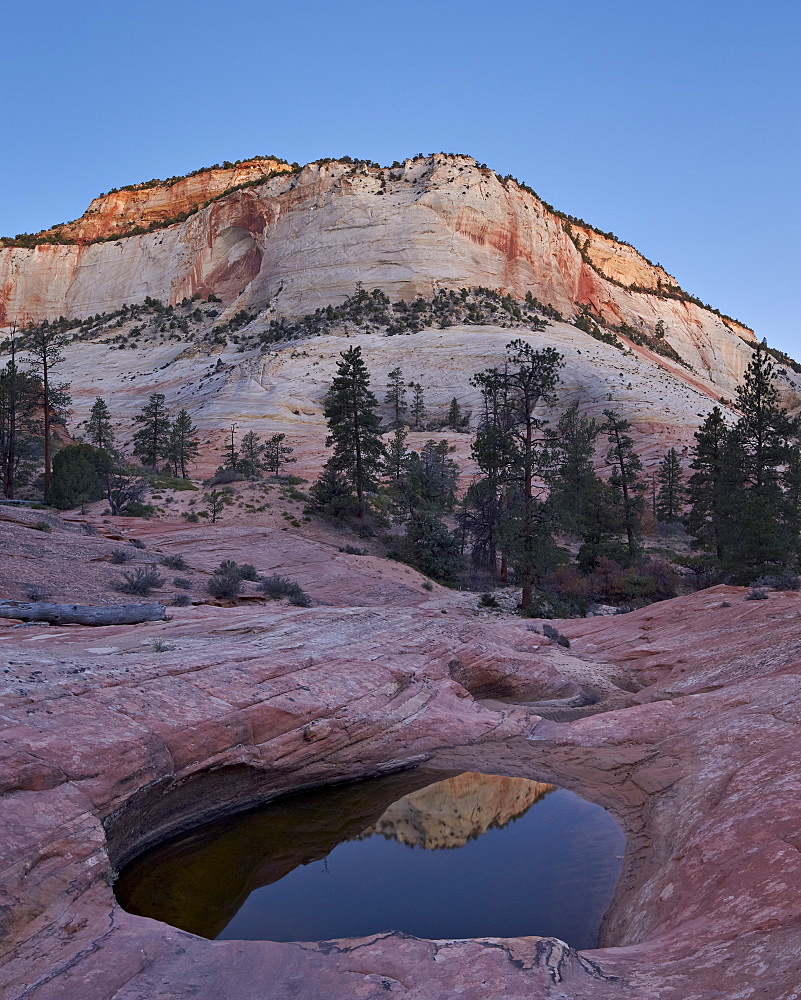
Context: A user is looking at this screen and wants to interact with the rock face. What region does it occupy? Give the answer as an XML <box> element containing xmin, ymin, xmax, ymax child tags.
<box><xmin>360</xmin><ymin>771</ymin><xmax>554</xmax><ymax>848</ymax></box>
<box><xmin>1</xmin><ymin>154</ymin><xmax>756</xmax><ymax>393</ymax></box>
<box><xmin>2</xmin><ymin>497</ymin><xmax>801</xmax><ymax>1000</ymax></box>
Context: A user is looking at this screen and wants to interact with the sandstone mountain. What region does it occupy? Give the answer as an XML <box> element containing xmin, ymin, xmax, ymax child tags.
<box><xmin>2</xmin><ymin>153</ymin><xmax>798</xmax><ymax>461</ymax></box>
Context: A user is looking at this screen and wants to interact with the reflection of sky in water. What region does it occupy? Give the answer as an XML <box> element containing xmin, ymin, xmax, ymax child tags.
<box><xmin>219</xmin><ymin>789</ymin><xmax>624</xmax><ymax>949</ymax></box>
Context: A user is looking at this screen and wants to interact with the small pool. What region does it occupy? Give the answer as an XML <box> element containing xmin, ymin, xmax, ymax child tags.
<box><xmin>115</xmin><ymin>770</ymin><xmax>624</xmax><ymax>949</ymax></box>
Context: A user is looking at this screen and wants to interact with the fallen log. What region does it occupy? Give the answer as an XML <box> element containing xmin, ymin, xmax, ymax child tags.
<box><xmin>0</xmin><ymin>601</ymin><xmax>168</xmax><ymax>626</ymax></box>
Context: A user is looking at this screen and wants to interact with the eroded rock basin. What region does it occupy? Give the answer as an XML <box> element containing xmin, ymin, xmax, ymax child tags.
<box><xmin>115</xmin><ymin>771</ymin><xmax>625</xmax><ymax>948</ymax></box>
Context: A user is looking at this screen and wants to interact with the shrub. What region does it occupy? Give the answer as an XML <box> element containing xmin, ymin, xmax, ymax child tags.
<box><xmin>124</xmin><ymin>501</ymin><xmax>155</xmax><ymax>517</ymax></box>
<box><xmin>213</xmin><ymin>559</ymin><xmax>258</xmax><ymax>580</ymax></box>
<box><xmin>130</xmin><ymin>539</ymin><xmax>146</xmax><ymax>549</ymax></box>
<box><xmin>339</xmin><ymin>545</ymin><xmax>367</xmax><ymax>555</ymax></box>
<box><xmin>172</xmin><ymin>576</ymin><xmax>192</xmax><ymax>589</ymax></box>
<box><xmin>172</xmin><ymin>593</ymin><xmax>191</xmax><ymax>606</ymax></box>
<box><xmin>34</xmin><ymin>521</ymin><xmax>52</xmax><ymax>533</ymax></box>
<box><xmin>542</xmin><ymin>623</ymin><xmax>571</xmax><ymax>648</ymax></box>
<box><xmin>160</xmin><ymin>554</ymin><xmax>188</xmax><ymax>570</ymax></box>
<box><xmin>422</xmin><ymin>581</ymin><xmax>434</xmax><ymax>591</ymax></box>
<box><xmin>110</xmin><ymin>548</ymin><xmax>135</xmax><ymax>564</ymax></box>
<box><xmin>260</xmin><ymin>574</ymin><xmax>311</xmax><ymax>605</ymax></box>
<box><xmin>479</xmin><ymin>593</ymin><xmax>499</xmax><ymax>607</ymax></box>
<box><xmin>151</xmin><ymin>638</ymin><xmax>172</xmax><ymax>652</ymax></box>
<box><xmin>184</xmin><ymin>511</ymin><xmax>200</xmax><ymax>523</ymax></box>
<box><xmin>207</xmin><ymin>571</ymin><xmax>242</xmax><ymax>599</ymax></box>
<box><xmin>745</xmin><ymin>586</ymin><xmax>769</xmax><ymax>601</ymax></box>
<box><xmin>111</xmin><ymin>566</ymin><xmax>165</xmax><ymax>596</ymax></box>
<box><xmin>208</xmin><ymin>467</ymin><xmax>241</xmax><ymax>485</ymax></box>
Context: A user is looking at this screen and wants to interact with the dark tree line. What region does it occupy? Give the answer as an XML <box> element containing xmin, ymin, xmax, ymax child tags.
<box><xmin>311</xmin><ymin>338</ymin><xmax>801</xmax><ymax>603</ymax></box>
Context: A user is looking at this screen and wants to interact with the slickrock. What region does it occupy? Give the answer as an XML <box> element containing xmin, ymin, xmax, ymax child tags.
<box><xmin>2</xmin><ymin>567</ymin><xmax>800</xmax><ymax>998</ymax></box>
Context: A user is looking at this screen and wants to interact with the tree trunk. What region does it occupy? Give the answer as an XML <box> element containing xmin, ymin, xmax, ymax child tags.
<box><xmin>0</xmin><ymin>601</ymin><xmax>168</xmax><ymax>625</ymax></box>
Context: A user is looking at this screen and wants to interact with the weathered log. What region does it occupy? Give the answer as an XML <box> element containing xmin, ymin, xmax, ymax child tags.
<box><xmin>0</xmin><ymin>601</ymin><xmax>167</xmax><ymax>626</ymax></box>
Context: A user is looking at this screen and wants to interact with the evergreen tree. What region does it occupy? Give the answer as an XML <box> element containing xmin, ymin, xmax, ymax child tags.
<box><xmin>545</xmin><ymin>402</ymin><xmax>601</xmax><ymax>536</ymax></box>
<box><xmin>735</xmin><ymin>341</ymin><xmax>796</xmax><ymax>496</ymax></box>
<box><xmin>384</xmin><ymin>424</ymin><xmax>410</xmax><ymax>479</ymax></box>
<box><xmin>202</xmin><ymin>489</ymin><xmax>232</xmax><ymax>523</ymax></box>
<box><xmin>465</xmin><ymin>341</ymin><xmax>564</xmax><ymax>603</ymax></box>
<box><xmin>168</xmin><ymin>410</ymin><xmax>199</xmax><ymax>478</ymax></box>
<box><xmin>721</xmin><ymin>343</ymin><xmax>797</xmax><ymax>579</ymax></box>
<box><xmin>389</xmin><ymin>439</ymin><xmax>459</xmax><ymax>520</ymax></box>
<box><xmin>133</xmin><ymin>393</ymin><xmax>171</xmax><ymax>468</ymax></box>
<box><xmin>411</xmin><ymin>383</ymin><xmax>426</xmax><ymax>429</ymax></box>
<box><xmin>238</xmin><ymin>430</ymin><xmax>264</xmax><ymax>477</ymax></box>
<box><xmin>397</xmin><ymin>508</ymin><xmax>464</xmax><ymax>583</ymax></box>
<box><xmin>0</xmin><ymin>326</ymin><xmax>41</xmax><ymax>499</ymax></box>
<box><xmin>46</xmin><ymin>443</ymin><xmax>111</xmax><ymax>509</ymax></box>
<box><xmin>263</xmin><ymin>433</ymin><xmax>296</xmax><ymax>476</ymax></box>
<box><xmin>320</xmin><ymin>346</ymin><xmax>385</xmax><ymax>517</ymax></box>
<box><xmin>603</xmin><ymin>409</ymin><xmax>646</xmax><ymax>563</ymax></box>
<box><xmin>655</xmin><ymin>448</ymin><xmax>684</xmax><ymax>523</ymax></box>
<box><xmin>86</xmin><ymin>397</ymin><xmax>115</xmax><ymax>452</ymax></box>
<box><xmin>309</xmin><ymin>464</ymin><xmax>358</xmax><ymax>519</ymax></box>
<box><xmin>22</xmin><ymin>321</ymin><xmax>71</xmax><ymax>491</ymax></box>
<box><xmin>447</xmin><ymin>397</ymin><xmax>462</xmax><ymax>430</ymax></box>
<box><xmin>687</xmin><ymin>406</ymin><xmax>729</xmax><ymax>559</ymax></box>
<box><xmin>223</xmin><ymin>423</ymin><xmax>239</xmax><ymax>471</ymax></box>
<box><xmin>384</xmin><ymin>367</ymin><xmax>407</xmax><ymax>426</ymax></box>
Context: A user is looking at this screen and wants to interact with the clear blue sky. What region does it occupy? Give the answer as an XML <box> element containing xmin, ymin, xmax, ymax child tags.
<box><xmin>4</xmin><ymin>0</ymin><xmax>799</xmax><ymax>353</ymax></box>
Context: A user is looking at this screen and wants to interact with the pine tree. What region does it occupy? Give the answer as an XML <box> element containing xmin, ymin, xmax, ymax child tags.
<box><xmin>603</xmin><ymin>409</ymin><xmax>646</xmax><ymax>563</ymax></box>
<box><xmin>411</xmin><ymin>383</ymin><xmax>426</xmax><ymax>429</ymax></box>
<box><xmin>470</xmin><ymin>341</ymin><xmax>564</xmax><ymax>605</ymax></box>
<box><xmin>545</xmin><ymin>402</ymin><xmax>601</xmax><ymax>536</ymax></box>
<box><xmin>398</xmin><ymin>508</ymin><xmax>463</xmax><ymax>583</ymax></box>
<box><xmin>390</xmin><ymin>439</ymin><xmax>459</xmax><ymax>520</ymax></box>
<box><xmin>718</xmin><ymin>343</ymin><xmax>798</xmax><ymax>579</ymax></box>
<box><xmin>86</xmin><ymin>397</ymin><xmax>115</xmax><ymax>452</ymax></box>
<box><xmin>0</xmin><ymin>326</ymin><xmax>41</xmax><ymax>499</ymax></box>
<box><xmin>384</xmin><ymin>424</ymin><xmax>410</xmax><ymax>479</ymax></box>
<box><xmin>168</xmin><ymin>410</ymin><xmax>199</xmax><ymax>478</ymax></box>
<box><xmin>655</xmin><ymin>448</ymin><xmax>684</xmax><ymax>523</ymax></box>
<box><xmin>202</xmin><ymin>489</ymin><xmax>232</xmax><ymax>524</ymax></box>
<box><xmin>687</xmin><ymin>406</ymin><xmax>729</xmax><ymax>559</ymax></box>
<box><xmin>735</xmin><ymin>341</ymin><xmax>792</xmax><ymax>495</ymax></box>
<box><xmin>223</xmin><ymin>423</ymin><xmax>239</xmax><ymax>471</ymax></box>
<box><xmin>263</xmin><ymin>433</ymin><xmax>295</xmax><ymax>476</ymax></box>
<box><xmin>133</xmin><ymin>393</ymin><xmax>171</xmax><ymax>468</ymax></box>
<box><xmin>321</xmin><ymin>346</ymin><xmax>385</xmax><ymax>517</ymax></box>
<box><xmin>384</xmin><ymin>367</ymin><xmax>407</xmax><ymax>426</ymax></box>
<box><xmin>447</xmin><ymin>397</ymin><xmax>462</xmax><ymax>430</ymax></box>
<box><xmin>238</xmin><ymin>430</ymin><xmax>264</xmax><ymax>477</ymax></box>
<box><xmin>22</xmin><ymin>321</ymin><xmax>71</xmax><ymax>491</ymax></box>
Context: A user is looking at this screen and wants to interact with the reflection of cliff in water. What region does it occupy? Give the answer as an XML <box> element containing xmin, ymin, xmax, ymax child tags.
<box><xmin>358</xmin><ymin>772</ymin><xmax>555</xmax><ymax>849</ymax></box>
<box><xmin>115</xmin><ymin>770</ymin><xmax>556</xmax><ymax>939</ymax></box>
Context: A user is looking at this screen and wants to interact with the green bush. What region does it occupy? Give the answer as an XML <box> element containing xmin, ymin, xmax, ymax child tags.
<box><xmin>207</xmin><ymin>569</ymin><xmax>241</xmax><ymax>599</ymax></box>
<box><xmin>110</xmin><ymin>548</ymin><xmax>135</xmax><ymax>564</ymax></box>
<box><xmin>34</xmin><ymin>521</ymin><xmax>52</xmax><ymax>533</ymax></box>
<box><xmin>111</xmin><ymin>566</ymin><xmax>164</xmax><ymax>596</ymax></box>
<box><xmin>46</xmin><ymin>444</ymin><xmax>112</xmax><ymax>510</ymax></box>
<box><xmin>259</xmin><ymin>574</ymin><xmax>311</xmax><ymax>605</ymax></box>
<box><xmin>160</xmin><ymin>554</ymin><xmax>187</xmax><ymax>570</ymax></box>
